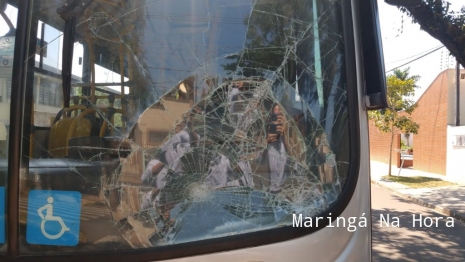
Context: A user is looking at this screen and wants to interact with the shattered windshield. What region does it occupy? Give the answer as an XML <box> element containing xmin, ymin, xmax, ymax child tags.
<box><xmin>11</xmin><ymin>0</ymin><xmax>350</xmax><ymax>253</ymax></box>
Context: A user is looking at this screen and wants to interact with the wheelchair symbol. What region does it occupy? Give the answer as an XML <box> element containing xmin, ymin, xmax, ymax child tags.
<box><xmin>37</xmin><ymin>197</ymin><xmax>70</xmax><ymax>240</ymax></box>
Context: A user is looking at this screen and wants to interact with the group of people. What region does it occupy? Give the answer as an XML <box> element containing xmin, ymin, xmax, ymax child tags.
<box><xmin>140</xmin><ymin>80</ymin><xmax>291</xmax><ymax>222</ymax></box>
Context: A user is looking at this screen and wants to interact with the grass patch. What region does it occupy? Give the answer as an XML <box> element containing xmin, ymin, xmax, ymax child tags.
<box><xmin>381</xmin><ymin>176</ymin><xmax>456</xmax><ymax>188</ymax></box>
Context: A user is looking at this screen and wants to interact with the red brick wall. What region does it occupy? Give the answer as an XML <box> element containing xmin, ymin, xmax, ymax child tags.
<box><xmin>368</xmin><ymin>121</ymin><xmax>400</xmax><ymax>166</ymax></box>
<box><xmin>369</xmin><ymin>71</ymin><xmax>449</xmax><ymax>175</ymax></box>
<box><xmin>410</xmin><ymin>72</ymin><xmax>449</xmax><ymax>175</ymax></box>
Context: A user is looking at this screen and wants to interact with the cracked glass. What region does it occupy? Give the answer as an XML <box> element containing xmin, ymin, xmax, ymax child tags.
<box><xmin>17</xmin><ymin>0</ymin><xmax>350</xmax><ymax>253</ymax></box>
<box><xmin>0</xmin><ymin>1</ymin><xmax>16</xmax><ymax>252</ymax></box>
<box><xmin>0</xmin><ymin>37</ymin><xmax>12</xmax><ymax>254</ymax></box>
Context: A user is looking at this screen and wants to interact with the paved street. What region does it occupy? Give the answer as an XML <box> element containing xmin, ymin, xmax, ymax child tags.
<box><xmin>372</xmin><ymin>185</ymin><xmax>465</xmax><ymax>261</ymax></box>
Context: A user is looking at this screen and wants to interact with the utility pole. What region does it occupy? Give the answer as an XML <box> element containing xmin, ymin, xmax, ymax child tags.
<box><xmin>312</xmin><ymin>0</ymin><xmax>323</xmax><ymax>108</ymax></box>
<box><xmin>456</xmin><ymin>59</ymin><xmax>460</xmax><ymax>126</ymax></box>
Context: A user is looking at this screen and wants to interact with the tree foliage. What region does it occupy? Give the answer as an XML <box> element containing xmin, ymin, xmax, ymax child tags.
<box><xmin>369</xmin><ymin>68</ymin><xmax>420</xmax><ymax>134</ymax></box>
<box><xmin>368</xmin><ymin>68</ymin><xmax>420</xmax><ymax>175</ymax></box>
<box><xmin>389</xmin><ymin>0</ymin><xmax>465</xmax><ymax>67</ymax></box>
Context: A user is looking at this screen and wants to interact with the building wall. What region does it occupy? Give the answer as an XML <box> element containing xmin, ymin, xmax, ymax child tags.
<box><xmin>410</xmin><ymin>71</ymin><xmax>449</xmax><ymax>175</ymax></box>
<box><xmin>447</xmin><ymin>69</ymin><xmax>465</xmax><ymax>125</ymax></box>
<box><xmin>369</xmin><ymin>70</ymin><xmax>451</xmax><ymax>175</ymax></box>
<box><xmin>34</xmin><ymin>104</ymin><xmax>61</xmax><ymax>126</ymax></box>
<box><xmin>446</xmin><ymin>69</ymin><xmax>465</xmax><ymax>181</ymax></box>
<box><xmin>368</xmin><ymin>120</ymin><xmax>400</xmax><ymax>168</ymax></box>
<box><xmin>446</xmin><ymin>125</ymin><xmax>465</xmax><ymax>181</ymax></box>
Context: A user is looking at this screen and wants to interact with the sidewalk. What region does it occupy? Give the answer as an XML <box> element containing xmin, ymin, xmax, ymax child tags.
<box><xmin>370</xmin><ymin>160</ymin><xmax>465</xmax><ymax>222</ymax></box>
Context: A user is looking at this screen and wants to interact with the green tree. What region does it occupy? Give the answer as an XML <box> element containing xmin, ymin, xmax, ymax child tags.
<box><xmin>385</xmin><ymin>0</ymin><xmax>465</xmax><ymax>67</ymax></box>
<box><xmin>393</xmin><ymin>67</ymin><xmax>420</xmax><ymax>82</ymax></box>
<box><xmin>368</xmin><ymin>68</ymin><xmax>420</xmax><ymax>176</ymax></box>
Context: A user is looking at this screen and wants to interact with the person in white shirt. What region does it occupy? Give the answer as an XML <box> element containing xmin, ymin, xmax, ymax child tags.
<box><xmin>204</xmin><ymin>152</ymin><xmax>254</xmax><ymax>189</ymax></box>
<box><xmin>227</xmin><ymin>81</ymin><xmax>266</xmax><ymax>138</ymax></box>
<box><xmin>141</xmin><ymin>120</ymin><xmax>199</xmax><ymax>210</ymax></box>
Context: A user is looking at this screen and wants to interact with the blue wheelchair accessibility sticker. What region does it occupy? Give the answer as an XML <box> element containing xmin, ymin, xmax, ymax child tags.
<box><xmin>26</xmin><ymin>190</ymin><xmax>81</xmax><ymax>246</ymax></box>
<box><xmin>0</xmin><ymin>187</ymin><xmax>4</xmax><ymax>244</ymax></box>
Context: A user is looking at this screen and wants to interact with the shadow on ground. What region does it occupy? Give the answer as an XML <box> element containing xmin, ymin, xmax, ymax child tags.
<box><xmin>398</xmin><ymin>186</ymin><xmax>465</xmax><ymax>215</ymax></box>
<box><xmin>372</xmin><ymin>194</ymin><xmax>465</xmax><ymax>262</ymax></box>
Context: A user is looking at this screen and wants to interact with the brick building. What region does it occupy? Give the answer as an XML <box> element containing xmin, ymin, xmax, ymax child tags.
<box><xmin>369</xmin><ymin>69</ymin><xmax>465</xmax><ymax>176</ymax></box>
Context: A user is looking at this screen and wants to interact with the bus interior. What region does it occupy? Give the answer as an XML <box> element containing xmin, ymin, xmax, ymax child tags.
<box><xmin>0</xmin><ymin>0</ymin><xmax>361</xmax><ymax>259</ymax></box>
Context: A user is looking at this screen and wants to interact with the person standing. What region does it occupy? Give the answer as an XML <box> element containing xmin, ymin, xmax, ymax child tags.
<box><xmin>140</xmin><ymin>119</ymin><xmax>199</xmax><ymax>209</ymax></box>
<box><xmin>204</xmin><ymin>152</ymin><xmax>254</xmax><ymax>189</ymax></box>
<box><xmin>265</xmin><ymin>104</ymin><xmax>289</xmax><ymax>193</ymax></box>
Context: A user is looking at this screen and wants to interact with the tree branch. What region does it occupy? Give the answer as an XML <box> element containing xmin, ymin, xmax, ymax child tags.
<box><xmin>388</xmin><ymin>0</ymin><xmax>465</xmax><ymax>68</ymax></box>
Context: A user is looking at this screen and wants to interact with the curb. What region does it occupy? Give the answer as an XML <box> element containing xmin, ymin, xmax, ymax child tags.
<box><xmin>371</xmin><ymin>180</ymin><xmax>465</xmax><ymax>223</ymax></box>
